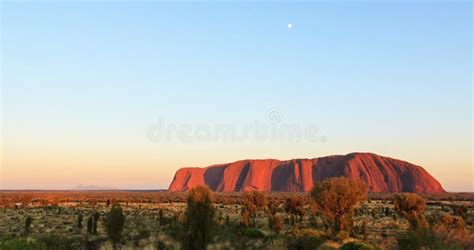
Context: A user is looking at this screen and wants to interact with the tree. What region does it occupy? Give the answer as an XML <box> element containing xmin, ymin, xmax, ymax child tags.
<box><xmin>77</xmin><ymin>214</ymin><xmax>83</xmax><ymax>228</ymax></box>
<box><xmin>384</xmin><ymin>207</ymin><xmax>390</xmax><ymax>217</ymax></box>
<box><xmin>433</xmin><ymin>214</ymin><xmax>470</xmax><ymax>247</ymax></box>
<box><xmin>155</xmin><ymin>240</ymin><xmax>166</xmax><ymax>250</ymax></box>
<box><xmin>243</xmin><ymin>191</ymin><xmax>267</xmax><ymax>227</ymax></box>
<box><xmin>284</xmin><ymin>195</ymin><xmax>306</xmax><ymax>225</ymax></box>
<box><xmin>225</xmin><ymin>215</ymin><xmax>230</xmax><ymax>225</ymax></box>
<box><xmin>452</xmin><ymin>205</ymin><xmax>468</xmax><ymax>220</ymax></box>
<box><xmin>89</xmin><ymin>198</ymin><xmax>97</xmax><ymax>208</ymax></box>
<box><xmin>182</xmin><ymin>185</ymin><xmax>215</xmax><ymax>250</ymax></box>
<box><xmin>92</xmin><ymin>211</ymin><xmax>100</xmax><ymax>235</ymax></box>
<box><xmin>105</xmin><ymin>203</ymin><xmax>126</xmax><ymax>248</ymax></box>
<box><xmin>24</xmin><ymin>216</ymin><xmax>32</xmax><ymax>235</ymax></box>
<box><xmin>159</xmin><ymin>209</ymin><xmax>164</xmax><ymax>226</ymax></box>
<box><xmin>241</xmin><ymin>207</ymin><xmax>250</xmax><ymax>227</ymax></box>
<box><xmin>392</xmin><ymin>193</ymin><xmax>427</xmax><ymax>230</ymax></box>
<box><xmin>370</xmin><ymin>208</ymin><xmax>377</xmax><ymax>218</ymax></box>
<box><xmin>310</xmin><ymin>177</ymin><xmax>368</xmax><ymax>233</ymax></box>
<box><xmin>272</xmin><ymin>215</ymin><xmax>283</xmax><ymax>234</ymax></box>
<box><xmin>267</xmin><ymin>198</ymin><xmax>278</xmax><ymax>218</ymax></box>
<box><xmin>267</xmin><ymin>198</ymin><xmax>279</xmax><ymax>229</ymax></box>
<box><xmin>361</xmin><ymin>219</ymin><xmax>368</xmax><ymax>240</ymax></box>
<box><xmin>87</xmin><ymin>216</ymin><xmax>93</xmax><ymax>234</ymax></box>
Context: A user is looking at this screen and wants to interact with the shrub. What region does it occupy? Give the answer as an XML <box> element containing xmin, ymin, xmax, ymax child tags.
<box><xmin>163</xmin><ymin>220</ymin><xmax>184</xmax><ymax>240</ymax></box>
<box><xmin>286</xmin><ymin>225</ymin><xmax>327</xmax><ymax>248</ymax></box>
<box><xmin>105</xmin><ymin>203</ymin><xmax>126</xmax><ymax>247</ymax></box>
<box><xmin>241</xmin><ymin>207</ymin><xmax>250</xmax><ymax>227</ymax></box>
<box><xmin>24</xmin><ymin>216</ymin><xmax>32</xmax><ymax>235</ymax></box>
<box><xmin>92</xmin><ymin>211</ymin><xmax>100</xmax><ymax>235</ymax></box>
<box><xmin>452</xmin><ymin>205</ymin><xmax>468</xmax><ymax>220</ymax></box>
<box><xmin>384</xmin><ymin>207</ymin><xmax>390</xmax><ymax>217</ymax></box>
<box><xmin>310</xmin><ymin>177</ymin><xmax>368</xmax><ymax>233</ymax></box>
<box><xmin>272</xmin><ymin>215</ymin><xmax>283</xmax><ymax>234</ymax></box>
<box><xmin>0</xmin><ymin>238</ymin><xmax>47</xmax><ymax>250</ymax></box>
<box><xmin>396</xmin><ymin>228</ymin><xmax>463</xmax><ymax>250</ymax></box>
<box><xmin>392</xmin><ymin>193</ymin><xmax>427</xmax><ymax>230</ymax></box>
<box><xmin>268</xmin><ymin>198</ymin><xmax>278</xmax><ymax>218</ymax></box>
<box><xmin>155</xmin><ymin>240</ymin><xmax>166</xmax><ymax>250</ymax></box>
<box><xmin>212</xmin><ymin>221</ymin><xmax>240</xmax><ymax>242</ymax></box>
<box><xmin>336</xmin><ymin>230</ymin><xmax>350</xmax><ymax>242</ymax></box>
<box><xmin>243</xmin><ymin>191</ymin><xmax>267</xmax><ymax>227</ymax></box>
<box><xmin>136</xmin><ymin>228</ymin><xmax>151</xmax><ymax>240</ymax></box>
<box><xmin>340</xmin><ymin>241</ymin><xmax>376</xmax><ymax>250</ymax></box>
<box><xmin>181</xmin><ymin>185</ymin><xmax>215</xmax><ymax>250</ymax></box>
<box><xmin>267</xmin><ymin>197</ymin><xmax>279</xmax><ymax>229</ymax></box>
<box><xmin>284</xmin><ymin>195</ymin><xmax>306</xmax><ymax>225</ymax></box>
<box><xmin>77</xmin><ymin>214</ymin><xmax>83</xmax><ymax>228</ymax></box>
<box><xmin>225</xmin><ymin>215</ymin><xmax>230</xmax><ymax>225</ymax></box>
<box><xmin>286</xmin><ymin>230</ymin><xmax>325</xmax><ymax>250</ymax></box>
<box><xmin>242</xmin><ymin>228</ymin><xmax>266</xmax><ymax>239</ymax></box>
<box><xmin>86</xmin><ymin>216</ymin><xmax>93</xmax><ymax>234</ymax></box>
<box><xmin>37</xmin><ymin>235</ymin><xmax>84</xmax><ymax>250</ymax></box>
<box><xmin>159</xmin><ymin>209</ymin><xmax>164</xmax><ymax>226</ymax></box>
<box><xmin>434</xmin><ymin>214</ymin><xmax>471</xmax><ymax>248</ymax></box>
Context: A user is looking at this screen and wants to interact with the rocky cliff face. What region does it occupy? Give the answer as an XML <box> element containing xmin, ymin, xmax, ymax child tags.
<box><xmin>168</xmin><ymin>153</ymin><xmax>445</xmax><ymax>193</ymax></box>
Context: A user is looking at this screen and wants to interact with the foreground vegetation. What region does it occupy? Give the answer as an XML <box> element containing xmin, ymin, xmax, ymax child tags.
<box><xmin>1</xmin><ymin>178</ymin><xmax>473</xmax><ymax>249</ymax></box>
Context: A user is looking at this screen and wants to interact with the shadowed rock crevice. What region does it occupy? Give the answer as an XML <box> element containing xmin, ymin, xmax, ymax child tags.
<box><xmin>204</xmin><ymin>165</ymin><xmax>226</xmax><ymax>190</ymax></box>
<box><xmin>235</xmin><ymin>163</ymin><xmax>250</xmax><ymax>191</ymax></box>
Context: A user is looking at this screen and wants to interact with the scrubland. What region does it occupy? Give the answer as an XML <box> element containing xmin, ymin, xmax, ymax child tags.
<box><xmin>0</xmin><ymin>183</ymin><xmax>473</xmax><ymax>249</ymax></box>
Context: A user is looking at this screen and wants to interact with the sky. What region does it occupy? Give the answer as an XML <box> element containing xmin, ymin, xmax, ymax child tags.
<box><xmin>1</xmin><ymin>1</ymin><xmax>472</xmax><ymax>191</ymax></box>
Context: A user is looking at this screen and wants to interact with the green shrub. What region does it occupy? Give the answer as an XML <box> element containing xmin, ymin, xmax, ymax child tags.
<box><xmin>396</xmin><ymin>229</ymin><xmax>463</xmax><ymax>250</ymax></box>
<box><xmin>242</xmin><ymin>228</ymin><xmax>266</xmax><ymax>239</ymax></box>
<box><xmin>105</xmin><ymin>203</ymin><xmax>126</xmax><ymax>247</ymax></box>
<box><xmin>77</xmin><ymin>214</ymin><xmax>83</xmax><ymax>228</ymax></box>
<box><xmin>212</xmin><ymin>222</ymin><xmax>240</xmax><ymax>242</ymax></box>
<box><xmin>92</xmin><ymin>211</ymin><xmax>100</xmax><ymax>235</ymax></box>
<box><xmin>1</xmin><ymin>238</ymin><xmax>47</xmax><ymax>250</ymax></box>
<box><xmin>86</xmin><ymin>216</ymin><xmax>93</xmax><ymax>234</ymax></box>
<box><xmin>155</xmin><ymin>240</ymin><xmax>166</xmax><ymax>250</ymax></box>
<box><xmin>285</xmin><ymin>228</ymin><xmax>326</xmax><ymax>250</ymax></box>
<box><xmin>286</xmin><ymin>235</ymin><xmax>324</xmax><ymax>250</ymax></box>
<box><xmin>319</xmin><ymin>245</ymin><xmax>338</xmax><ymax>250</ymax></box>
<box><xmin>37</xmin><ymin>235</ymin><xmax>84</xmax><ymax>250</ymax></box>
<box><xmin>163</xmin><ymin>220</ymin><xmax>184</xmax><ymax>240</ymax></box>
<box><xmin>136</xmin><ymin>228</ymin><xmax>150</xmax><ymax>240</ymax></box>
<box><xmin>159</xmin><ymin>209</ymin><xmax>164</xmax><ymax>226</ymax></box>
<box><xmin>24</xmin><ymin>216</ymin><xmax>32</xmax><ymax>234</ymax></box>
<box><xmin>340</xmin><ymin>241</ymin><xmax>376</xmax><ymax>250</ymax></box>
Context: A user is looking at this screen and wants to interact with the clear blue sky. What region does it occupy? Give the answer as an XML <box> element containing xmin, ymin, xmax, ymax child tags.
<box><xmin>1</xmin><ymin>1</ymin><xmax>472</xmax><ymax>191</ymax></box>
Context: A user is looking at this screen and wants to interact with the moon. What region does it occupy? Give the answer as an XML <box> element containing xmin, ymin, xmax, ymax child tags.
<box><xmin>287</xmin><ymin>23</ymin><xmax>293</xmax><ymax>29</ymax></box>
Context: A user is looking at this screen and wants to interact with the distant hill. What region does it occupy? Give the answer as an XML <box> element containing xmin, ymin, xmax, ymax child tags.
<box><xmin>169</xmin><ymin>152</ymin><xmax>445</xmax><ymax>193</ymax></box>
<box><xmin>72</xmin><ymin>185</ymin><xmax>118</xmax><ymax>191</ymax></box>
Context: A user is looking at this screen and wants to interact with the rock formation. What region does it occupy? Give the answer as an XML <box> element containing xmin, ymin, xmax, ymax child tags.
<box><xmin>168</xmin><ymin>153</ymin><xmax>445</xmax><ymax>193</ymax></box>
